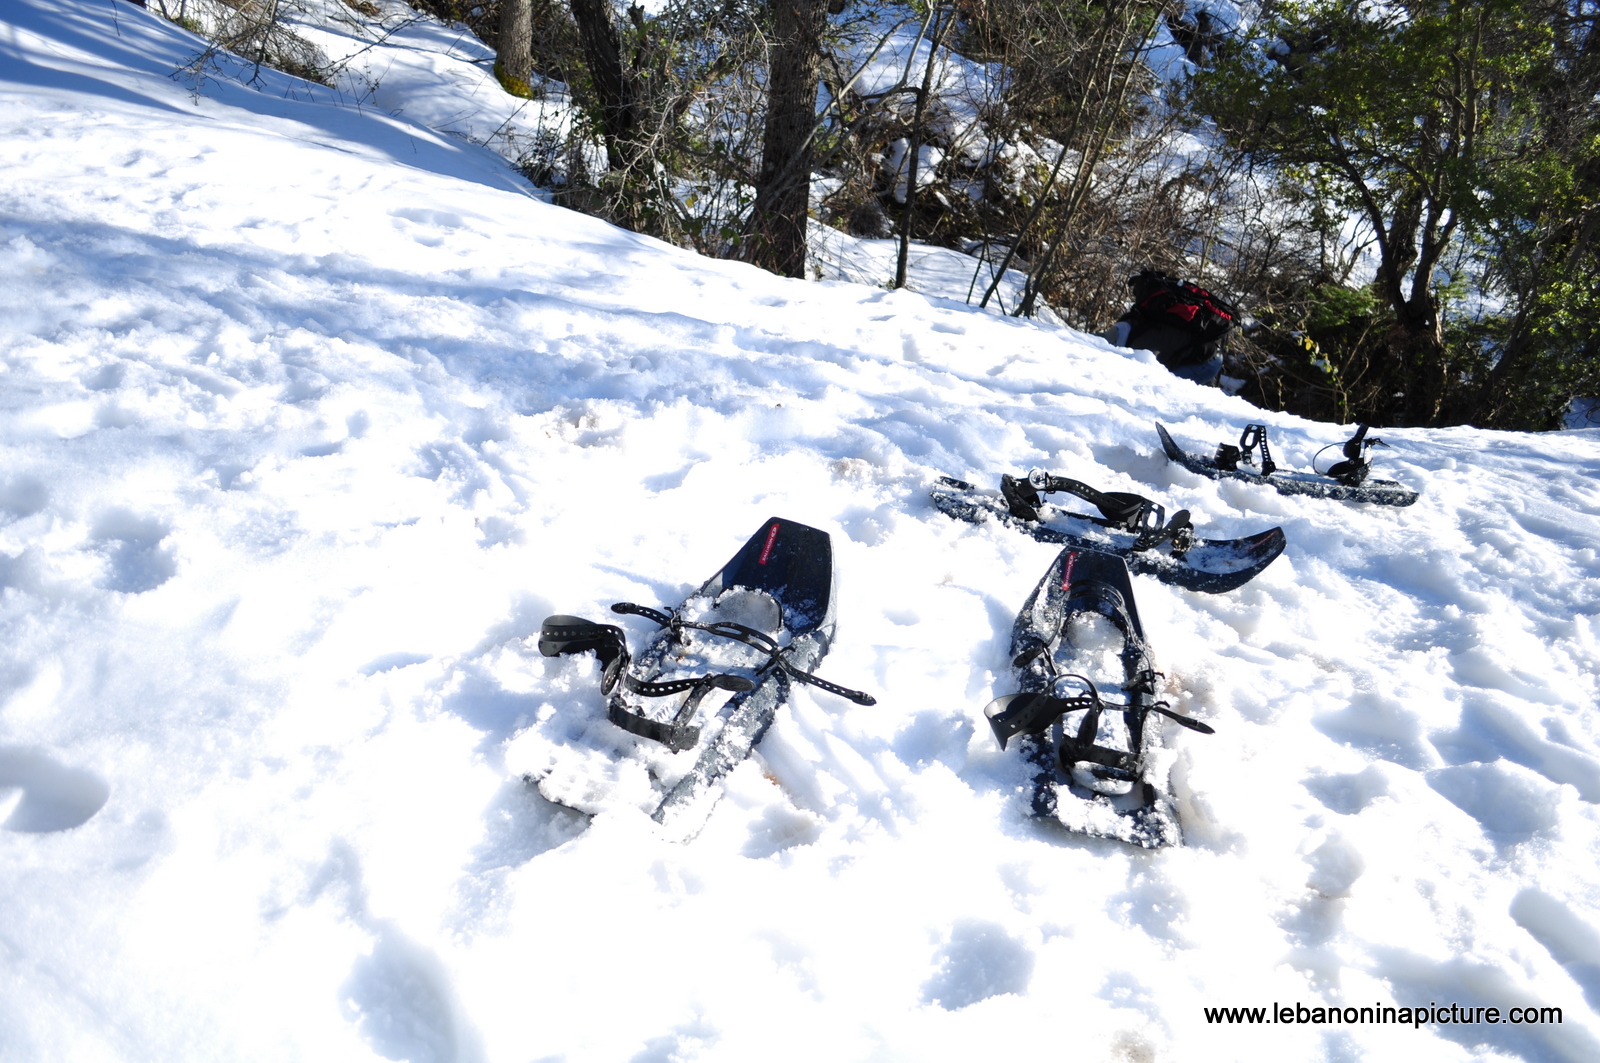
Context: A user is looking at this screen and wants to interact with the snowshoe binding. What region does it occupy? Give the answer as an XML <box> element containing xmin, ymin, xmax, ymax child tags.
<box><xmin>533</xmin><ymin>517</ymin><xmax>874</xmax><ymax>838</ymax></box>
<box><xmin>1158</xmin><ymin>422</ymin><xmax>1418</xmax><ymax>506</ymax></box>
<box><xmin>984</xmin><ymin>548</ymin><xmax>1212</xmax><ymax>848</ymax></box>
<box><xmin>931</xmin><ymin>472</ymin><xmax>1284</xmax><ymax>594</ymax></box>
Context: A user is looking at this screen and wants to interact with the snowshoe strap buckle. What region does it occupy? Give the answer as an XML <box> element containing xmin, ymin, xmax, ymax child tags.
<box><xmin>1001</xmin><ymin>474</ymin><xmax>1043</xmax><ymax>521</ymax></box>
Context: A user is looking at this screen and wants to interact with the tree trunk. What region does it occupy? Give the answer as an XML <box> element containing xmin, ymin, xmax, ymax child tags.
<box><xmin>748</xmin><ymin>0</ymin><xmax>830</xmax><ymax>278</ymax></box>
<box><xmin>568</xmin><ymin>0</ymin><xmax>637</xmax><ymax>170</ymax></box>
<box><xmin>498</xmin><ymin>0</ymin><xmax>534</xmax><ymax>88</ymax></box>
<box><xmin>895</xmin><ymin>5</ymin><xmax>947</xmax><ymax>289</ymax></box>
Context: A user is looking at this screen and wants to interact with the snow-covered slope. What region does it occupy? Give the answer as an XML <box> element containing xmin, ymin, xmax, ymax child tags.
<box><xmin>4</xmin><ymin>2</ymin><xmax>1600</xmax><ymax>1061</ymax></box>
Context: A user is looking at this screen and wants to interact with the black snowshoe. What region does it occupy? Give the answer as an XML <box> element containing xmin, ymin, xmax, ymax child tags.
<box><xmin>537</xmin><ymin>517</ymin><xmax>874</xmax><ymax>836</ymax></box>
<box><xmin>1158</xmin><ymin>422</ymin><xmax>1418</xmax><ymax>506</ymax></box>
<box><xmin>931</xmin><ymin>472</ymin><xmax>1285</xmax><ymax>594</ymax></box>
<box><xmin>984</xmin><ymin>547</ymin><xmax>1212</xmax><ymax>848</ymax></box>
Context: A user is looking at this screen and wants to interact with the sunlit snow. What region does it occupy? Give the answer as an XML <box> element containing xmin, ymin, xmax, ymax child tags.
<box><xmin>3</xmin><ymin>2</ymin><xmax>1600</xmax><ymax>1061</ymax></box>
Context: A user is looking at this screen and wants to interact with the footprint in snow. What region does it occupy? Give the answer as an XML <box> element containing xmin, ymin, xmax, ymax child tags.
<box><xmin>341</xmin><ymin>924</ymin><xmax>484</xmax><ymax>1063</ymax></box>
<box><xmin>921</xmin><ymin>919</ymin><xmax>1034</xmax><ymax>1010</ymax></box>
<box><xmin>91</xmin><ymin>509</ymin><xmax>175</xmax><ymax>594</ymax></box>
<box><xmin>0</xmin><ymin>747</ymin><xmax>110</xmax><ymax>832</ymax></box>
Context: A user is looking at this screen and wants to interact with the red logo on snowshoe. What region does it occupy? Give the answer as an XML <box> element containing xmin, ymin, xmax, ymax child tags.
<box><xmin>758</xmin><ymin>523</ymin><xmax>780</xmax><ymax>565</ymax></box>
<box><xmin>1061</xmin><ymin>551</ymin><xmax>1078</xmax><ymax>590</ymax></box>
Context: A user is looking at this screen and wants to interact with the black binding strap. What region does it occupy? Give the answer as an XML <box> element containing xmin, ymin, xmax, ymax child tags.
<box><xmin>612</xmin><ymin>602</ymin><xmax>877</xmax><ymax>707</ymax></box>
<box><xmin>985</xmin><ymin>673</ymin><xmax>1214</xmax><ymax>753</ymax></box>
<box><xmin>1022</xmin><ymin>472</ymin><xmax>1164</xmax><ymax>532</ymax></box>
<box><xmin>1150</xmin><ymin>703</ymin><xmax>1214</xmax><ymax>733</ymax></box>
<box><xmin>539</xmin><ymin>612</ymin><xmax>754</xmax><ymax>706</ymax></box>
<box><xmin>607</xmin><ymin>672</ymin><xmax>754</xmax><ymax>752</ymax></box>
<box><xmin>624</xmin><ymin>671</ymin><xmax>755</xmax><ymax>698</ymax></box>
<box><xmin>1238</xmin><ymin>424</ymin><xmax>1277</xmax><ymax>476</ymax></box>
<box><xmin>984</xmin><ymin>688</ymin><xmax>1096</xmax><ymax>750</ymax></box>
<box><xmin>1313</xmin><ymin>424</ymin><xmax>1387</xmax><ymax>486</ymax></box>
<box><xmin>1001</xmin><ymin>471</ymin><xmax>1194</xmax><ymax>555</ymax></box>
<box><xmin>539</xmin><ymin>615</ymin><xmax>630</xmax><ymax>694</ymax></box>
<box><xmin>538</xmin><ymin>596</ymin><xmax>876</xmax><ymax>750</ymax></box>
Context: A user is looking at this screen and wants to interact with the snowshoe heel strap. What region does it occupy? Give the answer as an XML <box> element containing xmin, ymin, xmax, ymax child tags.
<box><xmin>539</xmin><ymin>614</ymin><xmax>631</xmax><ymax>694</ymax></box>
<box><xmin>1239</xmin><ymin>424</ymin><xmax>1277</xmax><ymax>476</ymax></box>
<box><xmin>984</xmin><ymin>691</ymin><xmax>1093</xmax><ymax>750</ymax></box>
<box><xmin>539</xmin><ymin>615</ymin><xmax>624</xmax><ymax>658</ymax></box>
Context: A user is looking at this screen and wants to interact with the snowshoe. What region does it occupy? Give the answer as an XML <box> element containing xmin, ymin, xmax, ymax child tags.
<box><xmin>984</xmin><ymin>547</ymin><xmax>1212</xmax><ymax>848</ymax></box>
<box><xmin>532</xmin><ymin>517</ymin><xmax>874</xmax><ymax>839</ymax></box>
<box><xmin>1157</xmin><ymin>422</ymin><xmax>1418</xmax><ymax>506</ymax></box>
<box><xmin>930</xmin><ymin>473</ymin><xmax>1284</xmax><ymax>594</ymax></box>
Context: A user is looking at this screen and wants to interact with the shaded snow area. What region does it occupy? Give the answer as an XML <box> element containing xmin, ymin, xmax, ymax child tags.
<box><xmin>6</xmin><ymin>2</ymin><xmax>1600</xmax><ymax>1062</ymax></box>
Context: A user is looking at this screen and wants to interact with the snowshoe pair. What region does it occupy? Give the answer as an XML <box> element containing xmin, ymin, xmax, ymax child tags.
<box><xmin>985</xmin><ymin>547</ymin><xmax>1213</xmax><ymax>849</ymax></box>
<box><xmin>1158</xmin><ymin>422</ymin><xmax>1418</xmax><ymax>506</ymax></box>
<box><xmin>536</xmin><ymin>518</ymin><xmax>873</xmax><ymax>836</ymax></box>
<box><xmin>535</xmin><ymin>516</ymin><xmax>1211</xmax><ymax>850</ymax></box>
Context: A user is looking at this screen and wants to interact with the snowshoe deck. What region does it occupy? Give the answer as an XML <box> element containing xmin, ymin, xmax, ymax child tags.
<box><xmin>930</xmin><ymin>476</ymin><xmax>1284</xmax><ymax>594</ymax></box>
<box><xmin>985</xmin><ymin>548</ymin><xmax>1211</xmax><ymax>848</ymax></box>
<box><xmin>534</xmin><ymin>517</ymin><xmax>872</xmax><ymax>839</ymax></box>
<box><xmin>1156</xmin><ymin>423</ymin><xmax>1419</xmax><ymax>506</ymax></box>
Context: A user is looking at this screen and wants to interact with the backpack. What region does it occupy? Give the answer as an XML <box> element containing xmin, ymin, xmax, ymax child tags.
<box><xmin>1121</xmin><ymin>269</ymin><xmax>1239</xmax><ymax>370</ymax></box>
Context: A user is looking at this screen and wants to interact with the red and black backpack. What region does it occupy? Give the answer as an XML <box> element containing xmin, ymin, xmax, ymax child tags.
<box><xmin>1122</xmin><ymin>269</ymin><xmax>1239</xmax><ymax>368</ymax></box>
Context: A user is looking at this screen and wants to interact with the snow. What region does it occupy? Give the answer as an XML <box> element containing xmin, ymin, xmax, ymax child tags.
<box><xmin>3</xmin><ymin>1</ymin><xmax>1600</xmax><ymax>1061</ymax></box>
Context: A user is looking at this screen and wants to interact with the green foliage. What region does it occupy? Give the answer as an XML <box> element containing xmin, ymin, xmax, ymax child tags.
<box><xmin>1305</xmin><ymin>285</ymin><xmax>1375</xmax><ymax>334</ymax></box>
<box><xmin>1195</xmin><ymin>0</ymin><xmax>1597</xmax><ymax>428</ymax></box>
